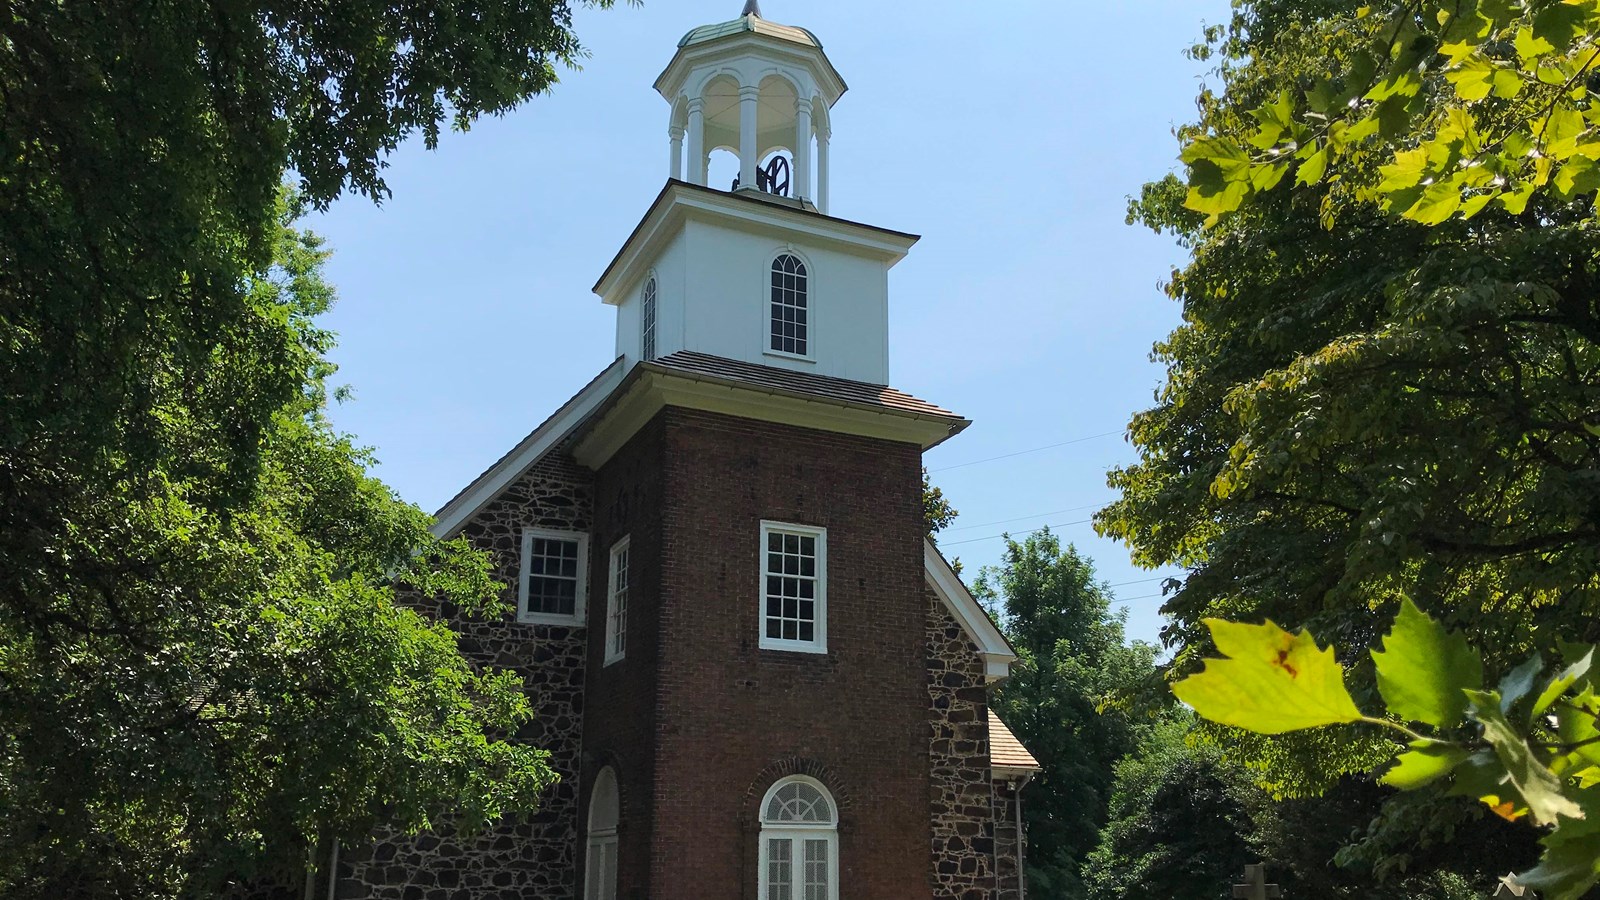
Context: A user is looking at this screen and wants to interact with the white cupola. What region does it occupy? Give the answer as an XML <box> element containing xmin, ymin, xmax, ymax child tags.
<box><xmin>655</xmin><ymin>1</ymin><xmax>845</xmax><ymax>213</ymax></box>
<box><xmin>593</xmin><ymin>5</ymin><xmax>917</xmax><ymax>387</ymax></box>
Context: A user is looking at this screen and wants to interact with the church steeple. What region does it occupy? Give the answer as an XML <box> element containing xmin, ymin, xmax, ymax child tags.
<box><xmin>657</xmin><ymin>7</ymin><xmax>845</xmax><ymax>213</ymax></box>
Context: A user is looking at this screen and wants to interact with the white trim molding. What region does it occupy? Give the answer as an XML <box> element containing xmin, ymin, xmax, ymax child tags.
<box><xmin>431</xmin><ymin>357</ymin><xmax>628</xmax><ymax>540</ymax></box>
<box><xmin>757</xmin><ymin>776</ymin><xmax>839</xmax><ymax>900</ymax></box>
<box><xmin>923</xmin><ymin>539</ymin><xmax>1016</xmax><ymax>680</ymax></box>
<box><xmin>758</xmin><ymin>520</ymin><xmax>827</xmax><ymax>655</ymax></box>
<box><xmin>518</xmin><ymin>527</ymin><xmax>590</xmax><ymax>627</ymax></box>
<box><xmin>605</xmin><ymin>536</ymin><xmax>631</xmax><ymax>666</ymax></box>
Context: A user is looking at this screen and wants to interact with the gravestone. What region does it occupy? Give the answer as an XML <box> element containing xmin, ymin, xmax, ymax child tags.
<box><xmin>1494</xmin><ymin>874</ymin><xmax>1532</xmax><ymax>897</ymax></box>
<box><xmin>1232</xmin><ymin>864</ymin><xmax>1282</xmax><ymax>900</ymax></box>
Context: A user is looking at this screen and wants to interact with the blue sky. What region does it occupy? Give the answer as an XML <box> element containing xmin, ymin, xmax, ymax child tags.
<box><xmin>308</xmin><ymin>0</ymin><xmax>1232</xmax><ymax>646</ymax></box>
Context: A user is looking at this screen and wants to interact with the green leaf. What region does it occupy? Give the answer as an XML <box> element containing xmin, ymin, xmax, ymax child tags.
<box><xmin>1405</xmin><ymin>180</ymin><xmax>1465</xmax><ymax>225</ymax></box>
<box><xmin>1532</xmin><ymin>2</ymin><xmax>1591</xmax><ymax>53</ymax></box>
<box><xmin>1377</xmin><ymin>147</ymin><xmax>1430</xmax><ymax>192</ymax></box>
<box><xmin>1516</xmin><ymin>829</ymin><xmax>1600</xmax><ymax>900</ymax></box>
<box><xmin>1447</xmin><ymin>57</ymin><xmax>1500</xmax><ymax>101</ymax></box>
<box><xmin>1381</xmin><ymin>739</ymin><xmax>1472</xmax><ymax>789</ymax></box>
<box><xmin>1366</xmin><ymin>69</ymin><xmax>1423</xmax><ymax>101</ymax></box>
<box><xmin>1297</xmin><ymin>145</ymin><xmax>1330</xmax><ymax>186</ymax></box>
<box><xmin>1534</xmin><ymin>649</ymin><xmax>1594</xmax><ymax>720</ymax></box>
<box><xmin>1553</xmin><ymin>155</ymin><xmax>1600</xmax><ymax>199</ymax></box>
<box><xmin>1468</xmin><ymin>690</ymin><xmax>1584</xmax><ymax>826</ymax></box>
<box><xmin>1172</xmin><ymin>619</ymin><xmax>1364</xmax><ymax>734</ymax></box>
<box><xmin>1542</xmin><ymin>106</ymin><xmax>1588</xmax><ymax>158</ymax></box>
<box><xmin>1371</xmin><ymin>597</ymin><xmax>1484</xmax><ymax>727</ymax></box>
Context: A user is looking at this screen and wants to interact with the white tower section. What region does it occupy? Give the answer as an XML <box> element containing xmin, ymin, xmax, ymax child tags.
<box><xmin>655</xmin><ymin>5</ymin><xmax>845</xmax><ymax>213</ymax></box>
<box><xmin>595</xmin><ymin>6</ymin><xmax>916</xmax><ymax>388</ymax></box>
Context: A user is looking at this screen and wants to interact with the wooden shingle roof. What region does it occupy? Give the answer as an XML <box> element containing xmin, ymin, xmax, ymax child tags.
<box><xmin>989</xmin><ymin>710</ymin><xmax>1040</xmax><ymax>774</ymax></box>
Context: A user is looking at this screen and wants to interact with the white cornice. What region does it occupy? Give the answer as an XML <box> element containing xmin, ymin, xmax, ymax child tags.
<box><xmin>924</xmin><ymin>539</ymin><xmax>1016</xmax><ymax>681</ymax></box>
<box><xmin>571</xmin><ymin>367</ymin><xmax>964</xmax><ymax>469</ymax></box>
<box><xmin>593</xmin><ymin>181</ymin><xmax>918</xmax><ymax>303</ymax></box>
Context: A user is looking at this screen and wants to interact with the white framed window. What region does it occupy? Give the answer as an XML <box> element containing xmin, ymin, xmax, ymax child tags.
<box><xmin>518</xmin><ymin>528</ymin><xmax>589</xmax><ymax>626</ymax></box>
<box><xmin>769</xmin><ymin>253</ymin><xmax>809</xmax><ymax>357</ymax></box>
<box><xmin>605</xmin><ymin>536</ymin><xmax>630</xmax><ymax>665</ymax></box>
<box><xmin>758</xmin><ymin>776</ymin><xmax>838</xmax><ymax>900</ymax></box>
<box><xmin>758</xmin><ymin>521</ymin><xmax>826</xmax><ymax>654</ymax></box>
<box><xmin>585</xmin><ymin>767</ymin><xmax>620</xmax><ymax>900</ymax></box>
<box><xmin>641</xmin><ymin>276</ymin><xmax>657</xmax><ymax>362</ymax></box>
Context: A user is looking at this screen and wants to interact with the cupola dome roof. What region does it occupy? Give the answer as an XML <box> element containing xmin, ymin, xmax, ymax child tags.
<box><xmin>677</xmin><ymin>9</ymin><xmax>821</xmax><ymax>50</ymax></box>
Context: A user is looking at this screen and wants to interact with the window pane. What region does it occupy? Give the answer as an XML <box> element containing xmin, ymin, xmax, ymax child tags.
<box><xmin>768</xmin><ymin>839</ymin><xmax>792</xmax><ymax>900</ymax></box>
<box><xmin>803</xmin><ymin>840</ymin><xmax>828</xmax><ymax>900</ymax></box>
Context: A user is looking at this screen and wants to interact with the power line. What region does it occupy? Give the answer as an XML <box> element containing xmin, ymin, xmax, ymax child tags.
<box><xmin>1105</xmin><ymin>576</ymin><xmax>1166</xmax><ymax>589</ymax></box>
<box><xmin>928</xmin><ymin>429</ymin><xmax>1123</xmax><ymax>473</ymax></box>
<box><xmin>1111</xmin><ymin>592</ymin><xmax>1167</xmax><ymax>606</ymax></box>
<box><xmin>940</xmin><ymin>518</ymin><xmax>1095</xmax><ymax>547</ymax></box>
<box><xmin>942</xmin><ymin>501</ymin><xmax>1113</xmax><ymax>532</ymax></box>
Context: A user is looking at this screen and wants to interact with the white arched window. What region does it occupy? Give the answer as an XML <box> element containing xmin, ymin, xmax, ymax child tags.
<box><xmin>641</xmin><ymin>276</ymin><xmax>658</xmax><ymax>362</ymax></box>
<box><xmin>769</xmin><ymin>254</ymin><xmax>808</xmax><ymax>357</ymax></box>
<box><xmin>585</xmin><ymin>767</ymin><xmax>619</xmax><ymax>900</ymax></box>
<box><xmin>758</xmin><ymin>776</ymin><xmax>838</xmax><ymax>900</ymax></box>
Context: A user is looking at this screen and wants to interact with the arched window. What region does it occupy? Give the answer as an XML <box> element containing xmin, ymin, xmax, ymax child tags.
<box><xmin>769</xmin><ymin>254</ymin><xmax>808</xmax><ymax>357</ymax></box>
<box><xmin>759</xmin><ymin>776</ymin><xmax>837</xmax><ymax>900</ymax></box>
<box><xmin>641</xmin><ymin>276</ymin><xmax>657</xmax><ymax>362</ymax></box>
<box><xmin>585</xmin><ymin>767</ymin><xmax>620</xmax><ymax>900</ymax></box>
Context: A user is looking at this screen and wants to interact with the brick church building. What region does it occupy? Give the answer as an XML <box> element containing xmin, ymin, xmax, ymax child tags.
<box><xmin>320</xmin><ymin>5</ymin><xmax>1040</xmax><ymax>898</ymax></box>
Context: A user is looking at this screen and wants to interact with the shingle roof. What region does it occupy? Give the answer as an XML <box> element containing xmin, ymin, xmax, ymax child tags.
<box><xmin>645</xmin><ymin>351</ymin><xmax>963</xmax><ymax>420</ymax></box>
<box><xmin>989</xmin><ymin>710</ymin><xmax>1040</xmax><ymax>772</ymax></box>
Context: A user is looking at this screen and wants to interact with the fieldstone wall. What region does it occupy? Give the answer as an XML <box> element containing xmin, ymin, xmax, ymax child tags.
<box><xmin>993</xmin><ymin>777</ymin><xmax>1026</xmax><ymax>900</ymax></box>
<box><xmin>337</xmin><ymin>452</ymin><xmax>595</xmax><ymax>900</ymax></box>
<box><xmin>926</xmin><ymin>588</ymin><xmax>997</xmax><ymax>899</ymax></box>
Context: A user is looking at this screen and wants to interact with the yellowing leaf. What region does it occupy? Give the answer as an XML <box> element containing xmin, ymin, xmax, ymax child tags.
<box><xmin>1172</xmin><ymin>619</ymin><xmax>1364</xmax><ymax>734</ymax></box>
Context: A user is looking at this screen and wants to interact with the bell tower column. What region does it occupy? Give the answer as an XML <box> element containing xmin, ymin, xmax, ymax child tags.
<box><xmin>686</xmin><ymin>98</ymin><xmax>706</xmax><ymax>185</ymax></box>
<box><xmin>794</xmin><ymin>98</ymin><xmax>813</xmax><ymax>201</ymax></box>
<box><xmin>669</xmin><ymin>125</ymin><xmax>685</xmax><ymax>180</ymax></box>
<box><xmin>817</xmin><ymin>124</ymin><xmax>830</xmax><ymax>214</ymax></box>
<box><xmin>738</xmin><ymin>85</ymin><xmax>760</xmax><ymax>190</ymax></box>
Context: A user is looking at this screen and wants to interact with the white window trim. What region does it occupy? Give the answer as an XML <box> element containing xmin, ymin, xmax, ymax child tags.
<box><xmin>641</xmin><ymin>274</ymin><xmax>658</xmax><ymax>363</ymax></box>
<box><xmin>517</xmin><ymin>527</ymin><xmax>589</xmax><ymax>626</ymax></box>
<box><xmin>758</xmin><ymin>520</ymin><xmax>827</xmax><ymax>655</ymax></box>
<box><xmin>761</xmin><ymin>249</ymin><xmax>817</xmax><ymax>363</ymax></box>
<box><xmin>757</xmin><ymin>776</ymin><xmax>839</xmax><ymax>900</ymax></box>
<box><xmin>604</xmin><ymin>535</ymin><xmax>630</xmax><ymax>666</ymax></box>
<box><xmin>585</xmin><ymin>766</ymin><xmax>620</xmax><ymax>900</ymax></box>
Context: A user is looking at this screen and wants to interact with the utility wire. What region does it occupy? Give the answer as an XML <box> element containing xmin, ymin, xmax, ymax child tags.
<box><xmin>940</xmin><ymin>517</ymin><xmax>1095</xmax><ymax>547</ymax></box>
<box><xmin>928</xmin><ymin>429</ymin><xmax>1123</xmax><ymax>473</ymax></box>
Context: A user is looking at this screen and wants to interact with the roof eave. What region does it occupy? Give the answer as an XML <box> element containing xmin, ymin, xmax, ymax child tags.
<box><xmin>592</xmin><ymin>180</ymin><xmax>919</xmax><ymax>302</ymax></box>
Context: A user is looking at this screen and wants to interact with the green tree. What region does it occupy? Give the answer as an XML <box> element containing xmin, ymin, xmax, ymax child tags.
<box><xmin>1095</xmin><ymin>0</ymin><xmax>1598</xmax><ymax>886</ymax></box>
<box><xmin>2</xmin><ymin>2</ymin><xmax>617</xmax><ymax>893</ymax></box>
<box><xmin>976</xmin><ymin>531</ymin><xmax>1158</xmax><ymax>897</ymax></box>
<box><xmin>0</xmin><ymin>199</ymin><xmax>557</xmax><ymax>898</ymax></box>
<box><xmin>1083</xmin><ymin>715</ymin><xmax>1257</xmax><ymax>900</ymax></box>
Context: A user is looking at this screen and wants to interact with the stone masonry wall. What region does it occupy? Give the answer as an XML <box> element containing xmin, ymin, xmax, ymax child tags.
<box><xmin>336</xmin><ymin>452</ymin><xmax>594</xmax><ymax>900</ymax></box>
<box><xmin>993</xmin><ymin>777</ymin><xmax>1026</xmax><ymax>900</ymax></box>
<box><xmin>927</xmin><ymin>587</ymin><xmax>997</xmax><ymax>900</ymax></box>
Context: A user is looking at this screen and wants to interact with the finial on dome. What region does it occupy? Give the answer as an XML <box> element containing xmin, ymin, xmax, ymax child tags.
<box><xmin>741</xmin><ymin>0</ymin><xmax>762</xmax><ymax>17</ymax></box>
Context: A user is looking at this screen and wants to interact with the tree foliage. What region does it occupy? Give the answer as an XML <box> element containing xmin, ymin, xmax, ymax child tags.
<box><xmin>1100</xmin><ymin>0</ymin><xmax>1600</xmax><ymax>788</ymax></box>
<box><xmin>1083</xmin><ymin>716</ymin><xmax>1258</xmax><ymax>900</ymax></box>
<box><xmin>1176</xmin><ymin>601</ymin><xmax>1600</xmax><ymax>898</ymax></box>
<box><xmin>1180</xmin><ymin>0</ymin><xmax>1600</xmax><ymax>225</ymax></box>
<box><xmin>0</xmin><ymin>200</ymin><xmax>556</xmax><ymax>898</ymax></box>
<box><xmin>976</xmin><ymin>531</ymin><xmax>1158</xmax><ymax>897</ymax></box>
<box><xmin>1</xmin><ymin>2</ymin><xmax>615</xmax><ymax>894</ymax></box>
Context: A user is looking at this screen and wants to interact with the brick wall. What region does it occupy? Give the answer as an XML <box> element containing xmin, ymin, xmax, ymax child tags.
<box><xmin>582</xmin><ymin>415</ymin><xmax>667</xmax><ymax>900</ymax></box>
<box><xmin>640</xmin><ymin>407</ymin><xmax>934</xmax><ymax>900</ymax></box>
